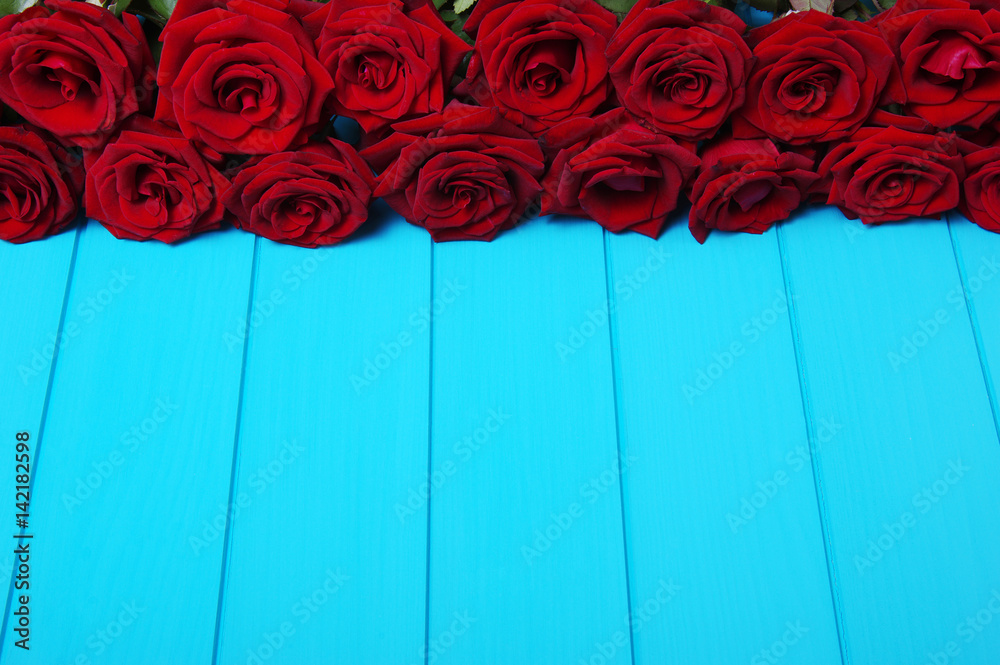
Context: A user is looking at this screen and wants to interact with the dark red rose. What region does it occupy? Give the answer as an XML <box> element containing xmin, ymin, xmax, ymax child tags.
<box><xmin>460</xmin><ymin>0</ymin><xmax>617</xmax><ymax>132</ymax></box>
<box><xmin>85</xmin><ymin>116</ymin><xmax>230</xmax><ymax>243</ymax></box>
<box><xmin>818</xmin><ymin>125</ymin><xmax>965</xmax><ymax>224</ymax></box>
<box><xmin>733</xmin><ymin>10</ymin><xmax>904</xmax><ymax>145</ymax></box>
<box><xmin>0</xmin><ymin>0</ymin><xmax>155</xmax><ymax>149</ymax></box>
<box><xmin>304</xmin><ymin>0</ymin><xmax>471</xmax><ymax>134</ymax></box>
<box><xmin>540</xmin><ymin>109</ymin><xmax>699</xmax><ymax>238</ymax></box>
<box><xmin>363</xmin><ymin>102</ymin><xmax>545</xmax><ymax>242</ymax></box>
<box><xmin>606</xmin><ymin>0</ymin><xmax>752</xmax><ymax>141</ymax></box>
<box><xmin>224</xmin><ymin>139</ymin><xmax>374</xmax><ymax>247</ymax></box>
<box><xmin>688</xmin><ymin>135</ymin><xmax>818</xmax><ymax>243</ymax></box>
<box><xmin>0</xmin><ymin>125</ymin><xmax>83</xmax><ymax>244</ymax></box>
<box><xmin>156</xmin><ymin>0</ymin><xmax>334</xmax><ymax>154</ymax></box>
<box><xmin>959</xmin><ymin>145</ymin><xmax>1000</xmax><ymax>231</ymax></box>
<box><xmin>876</xmin><ymin>0</ymin><xmax>1000</xmax><ymax>129</ymax></box>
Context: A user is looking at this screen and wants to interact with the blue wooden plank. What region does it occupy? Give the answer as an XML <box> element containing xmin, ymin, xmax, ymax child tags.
<box><xmin>0</xmin><ymin>228</ymin><xmax>78</xmax><ymax>612</ymax></box>
<box><xmin>0</xmin><ymin>220</ymin><xmax>255</xmax><ymax>664</ymax></box>
<box><xmin>948</xmin><ymin>214</ymin><xmax>1000</xmax><ymax>434</ymax></box>
<box><xmin>607</xmin><ymin>216</ymin><xmax>842</xmax><ymax>665</ymax></box>
<box><xmin>215</xmin><ymin>207</ymin><xmax>430</xmax><ymax>664</ymax></box>
<box><xmin>778</xmin><ymin>208</ymin><xmax>1000</xmax><ymax>665</ymax></box>
<box><xmin>427</xmin><ymin>220</ymin><xmax>630</xmax><ymax>664</ymax></box>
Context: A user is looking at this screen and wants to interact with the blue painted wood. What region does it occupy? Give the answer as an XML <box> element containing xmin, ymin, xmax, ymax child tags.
<box><xmin>778</xmin><ymin>208</ymin><xmax>1000</xmax><ymax>665</ymax></box>
<box><xmin>0</xmin><ymin>220</ymin><xmax>255</xmax><ymax>664</ymax></box>
<box><xmin>215</xmin><ymin>207</ymin><xmax>431</xmax><ymax>665</ymax></box>
<box><xmin>0</xmin><ymin>228</ymin><xmax>77</xmax><ymax>613</ymax></box>
<box><xmin>427</xmin><ymin>219</ymin><xmax>631</xmax><ymax>664</ymax></box>
<box><xmin>948</xmin><ymin>213</ymin><xmax>1000</xmax><ymax>433</ymax></box>
<box><xmin>1</xmin><ymin>207</ymin><xmax>998</xmax><ymax>664</ymax></box>
<box><xmin>606</xmin><ymin>214</ymin><xmax>843</xmax><ymax>665</ymax></box>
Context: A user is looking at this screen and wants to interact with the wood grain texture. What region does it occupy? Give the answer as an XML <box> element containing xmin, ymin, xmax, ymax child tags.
<box><xmin>607</xmin><ymin>214</ymin><xmax>843</xmax><ymax>665</ymax></box>
<box><xmin>0</xmin><ymin>227</ymin><xmax>78</xmax><ymax>638</ymax></box>
<box><xmin>215</xmin><ymin>205</ymin><xmax>431</xmax><ymax>665</ymax></box>
<box><xmin>778</xmin><ymin>208</ymin><xmax>1000</xmax><ymax>665</ymax></box>
<box><xmin>427</xmin><ymin>218</ymin><xmax>631</xmax><ymax>664</ymax></box>
<box><xmin>0</xmin><ymin>220</ymin><xmax>255</xmax><ymax>665</ymax></box>
<box><xmin>1</xmin><ymin>208</ymin><xmax>999</xmax><ymax>664</ymax></box>
<box><xmin>948</xmin><ymin>213</ymin><xmax>1000</xmax><ymax>433</ymax></box>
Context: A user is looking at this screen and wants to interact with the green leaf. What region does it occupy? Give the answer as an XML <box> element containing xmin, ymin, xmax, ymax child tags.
<box><xmin>148</xmin><ymin>0</ymin><xmax>176</xmax><ymax>22</ymax></box>
<box><xmin>594</xmin><ymin>0</ymin><xmax>640</xmax><ymax>12</ymax></box>
<box><xmin>108</xmin><ymin>0</ymin><xmax>134</xmax><ymax>17</ymax></box>
<box><xmin>789</xmin><ymin>0</ymin><xmax>835</xmax><ymax>11</ymax></box>
<box><xmin>454</xmin><ymin>0</ymin><xmax>476</xmax><ymax>13</ymax></box>
<box><xmin>0</xmin><ymin>0</ymin><xmax>38</xmax><ymax>18</ymax></box>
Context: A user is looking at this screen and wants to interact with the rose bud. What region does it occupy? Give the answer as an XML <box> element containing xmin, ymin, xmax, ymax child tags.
<box><xmin>225</xmin><ymin>139</ymin><xmax>374</xmax><ymax>247</ymax></box>
<box><xmin>734</xmin><ymin>10</ymin><xmax>904</xmax><ymax>145</ymax></box>
<box><xmin>688</xmin><ymin>135</ymin><xmax>818</xmax><ymax>243</ymax></box>
<box><xmin>875</xmin><ymin>0</ymin><xmax>1000</xmax><ymax>129</ymax></box>
<box><xmin>363</xmin><ymin>102</ymin><xmax>545</xmax><ymax>242</ymax></box>
<box><xmin>607</xmin><ymin>0</ymin><xmax>753</xmax><ymax>141</ymax></box>
<box><xmin>459</xmin><ymin>0</ymin><xmax>617</xmax><ymax>132</ymax></box>
<box><xmin>85</xmin><ymin>116</ymin><xmax>230</xmax><ymax>243</ymax></box>
<box><xmin>156</xmin><ymin>0</ymin><xmax>334</xmax><ymax>155</ymax></box>
<box><xmin>0</xmin><ymin>125</ymin><xmax>84</xmax><ymax>244</ymax></box>
<box><xmin>304</xmin><ymin>0</ymin><xmax>471</xmax><ymax>135</ymax></box>
<box><xmin>959</xmin><ymin>144</ymin><xmax>1000</xmax><ymax>232</ymax></box>
<box><xmin>819</xmin><ymin>124</ymin><xmax>965</xmax><ymax>225</ymax></box>
<box><xmin>0</xmin><ymin>0</ymin><xmax>155</xmax><ymax>149</ymax></box>
<box><xmin>540</xmin><ymin>109</ymin><xmax>700</xmax><ymax>238</ymax></box>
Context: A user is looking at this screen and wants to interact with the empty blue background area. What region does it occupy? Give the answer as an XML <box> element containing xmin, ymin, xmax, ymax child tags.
<box><xmin>1</xmin><ymin>206</ymin><xmax>998</xmax><ymax>665</ymax></box>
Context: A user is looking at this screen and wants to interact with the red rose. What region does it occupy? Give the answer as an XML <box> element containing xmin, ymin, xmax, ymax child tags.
<box><xmin>364</xmin><ymin>103</ymin><xmax>545</xmax><ymax>242</ymax></box>
<box><xmin>819</xmin><ymin>125</ymin><xmax>965</xmax><ymax>224</ymax></box>
<box><xmin>156</xmin><ymin>0</ymin><xmax>334</xmax><ymax>154</ymax></box>
<box><xmin>0</xmin><ymin>0</ymin><xmax>154</xmax><ymax>149</ymax></box>
<box><xmin>959</xmin><ymin>145</ymin><xmax>1000</xmax><ymax>231</ymax></box>
<box><xmin>460</xmin><ymin>0</ymin><xmax>617</xmax><ymax>132</ymax></box>
<box><xmin>85</xmin><ymin>116</ymin><xmax>230</xmax><ymax>243</ymax></box>
<box><xmin>224</xmin><ymin>139</ymin><xmax>374</xmax><ymax>247</ymax></box>
<box><xmin>606</xmin><ymin>0</ymin><xmax>752</xmax><ymax>141</ymax></box>
<box><xmin>876</xmin><ymin>0</ymin><xmax>1000</xmax><ymax>129</ymax></box>
<box><xmin>0</xmin><ymin>125</ymin><xmax>83</xmax><ymax>244</ymax></box>
<box><xmin>688</xmin><ymin>135</ymin><xmax>818</xmax><ymax>243</ymax></box>
<box><xmin>304</xmin><ymin>0</ymin><xmax>471</xmax><ymax>134</ymax></box>
<box><xmin>540</xmin><ymin>109</ymin><xmax>699</xmax><ymax>238</ymax></box>
<box><xmin>734</xmin><ymin>10</ymin><xmax>904</xmax><ymax>145</ymax></box>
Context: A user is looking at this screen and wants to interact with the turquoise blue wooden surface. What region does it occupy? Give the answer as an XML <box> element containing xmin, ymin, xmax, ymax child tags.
<box><xmin>1</xmin><ymin>207</ymin><xmax>999</xmax><ymax>664</ymax></box>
